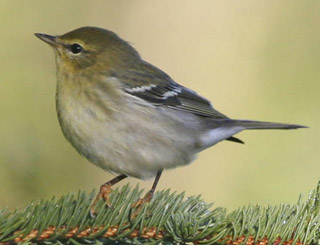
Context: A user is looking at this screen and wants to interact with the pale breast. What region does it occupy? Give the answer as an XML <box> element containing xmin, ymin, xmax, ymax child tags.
<box><xmin>55</xmin><ymin>82</ymin><xmax>200</xmax><ymax>179</ymax></box>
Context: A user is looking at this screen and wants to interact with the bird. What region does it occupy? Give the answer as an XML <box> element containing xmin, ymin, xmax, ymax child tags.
<box><xmin>35</xmin><ymin>26</ymin><xmax>306</xmax><ymax>214</ymax></box>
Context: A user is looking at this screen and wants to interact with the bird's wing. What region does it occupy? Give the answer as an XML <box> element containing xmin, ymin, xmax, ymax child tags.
<box><xmin>116</xmin><ymin>62</ymin><xmax>228</xmax><ymax>119</ymax></box>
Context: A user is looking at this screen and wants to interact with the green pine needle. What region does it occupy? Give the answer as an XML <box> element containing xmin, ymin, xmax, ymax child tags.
<box><xmin>1</xmin><ymin>182</ymin><xmax>320</xmax><ymax>244</ymax></box>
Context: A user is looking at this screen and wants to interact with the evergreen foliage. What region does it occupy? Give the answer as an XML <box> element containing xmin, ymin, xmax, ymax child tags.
<box><xmin>1</xmin><ymin>182</ymin><xmax>320</xmax><ymax>244</ymax></box>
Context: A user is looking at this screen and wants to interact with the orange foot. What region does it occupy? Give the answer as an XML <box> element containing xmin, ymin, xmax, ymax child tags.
<box><xmin>90</xmin><ymin>184</ymin><xmax>113</xmax><ymax>217</ymax></box>
<box><xmin>130</xmin><ymin>190</ymin><xmax>154</xmax><ymax>219</ymax></box>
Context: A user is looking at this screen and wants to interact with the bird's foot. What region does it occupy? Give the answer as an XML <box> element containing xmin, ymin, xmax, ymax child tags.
<box><xmin>130</xmin><ymin>190</ymin><xmax>153</xmax><ymax>219</ymax></box>
<box><xmin>90</xmin><ymin>184</ymin><xmax>113</xmax><ymax>217</ymax></box>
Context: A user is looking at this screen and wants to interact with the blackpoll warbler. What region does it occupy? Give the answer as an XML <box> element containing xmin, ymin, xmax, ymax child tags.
<box><xmin>35</xmin><ymin>27</ymin><xmax>306</xmax><ymax>214</ymax></box>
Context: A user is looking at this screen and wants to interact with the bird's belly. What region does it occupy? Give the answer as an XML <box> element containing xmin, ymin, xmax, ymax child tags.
<box><xmin>57</xmin><ymin>98</ymin><xmax>198</xmax><ymax>179</ymax></box>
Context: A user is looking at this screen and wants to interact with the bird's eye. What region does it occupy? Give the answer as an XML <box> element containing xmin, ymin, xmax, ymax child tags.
<box><xmin>70</xmin><ymin>43</ymin><xmax>83</xmax><ymax>54</ymax></box>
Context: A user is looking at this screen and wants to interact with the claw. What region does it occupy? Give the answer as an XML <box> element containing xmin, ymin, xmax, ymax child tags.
<box><xmin>89</xmin><ymin>174</ymin><xmax>127</xmax><ymax>217</ymax></box>
<box><xmin>130</xmin><ymin>190</ymin><xmax>153</xmax><ymax>219</ymax></box>
<box><xmin>90</xmin><ymin>184</ymin><xmax>113</xmax><ymax>216</ymax></box>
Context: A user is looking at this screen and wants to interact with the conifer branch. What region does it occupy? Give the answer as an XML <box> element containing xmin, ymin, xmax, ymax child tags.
<box><xmin>1</xmin><ymin>182</ymin><xmax>320</xmax><ymax>244</ymax></box>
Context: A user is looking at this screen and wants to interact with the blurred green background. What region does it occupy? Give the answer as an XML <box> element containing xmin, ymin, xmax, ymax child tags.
<box><xmin>0</xmin><ymin>0</ymin><xmax>318</xmax><ymax>211</ymax></box>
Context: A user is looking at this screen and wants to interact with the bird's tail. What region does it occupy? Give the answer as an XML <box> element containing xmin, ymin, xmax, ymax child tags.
<box><xmin>201</xmin><ymin>119</ymin><xmax>306</xmax><ymax>148</ymax></box>
<box><xmin>226</xmin><ymin>119</ymin><xmax>307</xmax><ymax>130</ymax></box>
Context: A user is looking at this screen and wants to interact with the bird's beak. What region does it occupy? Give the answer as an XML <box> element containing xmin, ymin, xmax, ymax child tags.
<box><xmin>34</xmin><ymin>33</ymin><xmax>60</xmax><ymax>47</ymax></box>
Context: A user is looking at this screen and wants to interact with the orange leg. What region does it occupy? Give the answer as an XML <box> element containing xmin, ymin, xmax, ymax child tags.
<box><xmin>131</xmin><ymin>171</ymin><xmax>162</xmax><ymax>218</ymax></box>
<box><xmin>90</xmin><ymin>174</ymin><xmax>127</xmax><ymax>216</ymax></box>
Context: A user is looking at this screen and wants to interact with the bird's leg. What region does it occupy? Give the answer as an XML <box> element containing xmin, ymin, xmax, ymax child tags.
<box><xmin>131</xmin><ymin>171</ymin><xmax>162</xmax><ymax>218</ymax></box>
<box><xmin>90</xmin><ymin>174</ymin><xmax>127</xmax><ymax>216</ymax></box>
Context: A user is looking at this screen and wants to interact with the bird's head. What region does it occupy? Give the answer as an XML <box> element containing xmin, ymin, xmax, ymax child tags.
<box><xmin>35</xmin><ymin>26</ymin><xmax>140</xmax><ymax>74</ymax></box>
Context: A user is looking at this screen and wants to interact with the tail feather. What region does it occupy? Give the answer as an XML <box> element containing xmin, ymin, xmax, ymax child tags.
<box><xmin>200</xmin><ymin>119</ymin><xmax>306</xmax><ymax>149</ymax></box>
<box><xmin>226</xmin><ymin>136</ymin><xmax>245</xmax><ymax>144</ymax></box>
<box><xmin>227</xmin><ymin>119</ymin><xmax>307</xmax><ymax>130</ymax></box>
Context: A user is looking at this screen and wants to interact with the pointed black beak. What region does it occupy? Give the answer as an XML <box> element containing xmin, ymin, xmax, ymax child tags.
<box><xmin>34</xmin><ymin>33</ymin><xmax>59</xmax><ymax>47</ymax></box>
